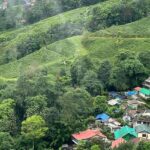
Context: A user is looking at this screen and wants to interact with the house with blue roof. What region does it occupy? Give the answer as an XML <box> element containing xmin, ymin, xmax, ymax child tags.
<box><xmin>96</xmin><ymin>113</ymin><xmax>110</xmax><ymax>122</ymax></box>
<box><xmin>125</xmin><ymin>91</ymin><xmax>137</xmax><ymax>96</ymax></box>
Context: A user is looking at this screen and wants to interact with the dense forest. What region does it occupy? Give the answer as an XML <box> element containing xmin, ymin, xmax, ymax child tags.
<box><xmin>0</xmin><ymin>0</ymin><xmax>150</xmax><ymax>149</ymax></box>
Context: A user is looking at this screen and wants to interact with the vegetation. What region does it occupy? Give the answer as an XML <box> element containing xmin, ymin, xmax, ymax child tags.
<box><xmin>0</xmin><ymin>0</ymin><xmax>150</xmax><ymax>149</ymax></box>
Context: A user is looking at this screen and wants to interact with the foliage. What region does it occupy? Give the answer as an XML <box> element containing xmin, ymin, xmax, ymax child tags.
<box><xmin>93</xmin><ymin>96</ymin><xmax>108</xmax><ymax>114</ymax></box>
<box><xmin>110</xmin><ymin>51</ymin><xmax>147</xmax><ymax>90</ymax></box>
<box><xmin>0</xmin><ymin>99</ymin><xmax>17</xmax><ymax>135</ymax></box>
<box><xmin>137</xmin><ymin>141</ymin><xmax>150</xmax><ymax>150</ymax></box>
<box><xmin>88</xmin><ymin>0</ymin><xmax>150</xmax><ymax>31</ymax></box>
<box><xmin>21</xmin><ymin>115</ymin><xmax>48</xmax><ymax>149</ymax></box>
<box><xmin>114</xmin><ymin>142</ymin><xmax>135</xmax><ymax>150</ymax></box>
<box><xmin>0</xmin><ymin>132</ymin><xmax>14</xmax><ymax>150</ymax></box>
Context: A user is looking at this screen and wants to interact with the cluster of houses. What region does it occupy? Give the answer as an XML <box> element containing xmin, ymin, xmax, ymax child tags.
<box><xmin>70</xmin><ymin>77</ymin><xmax>150</xmax><ymax>149</ymax></box>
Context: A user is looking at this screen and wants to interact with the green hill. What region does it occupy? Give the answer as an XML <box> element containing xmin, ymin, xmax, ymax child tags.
<box><xmin>0</xmin><ymin>17</ymin><xmax>149</xmax><ymax>80</ymax></box>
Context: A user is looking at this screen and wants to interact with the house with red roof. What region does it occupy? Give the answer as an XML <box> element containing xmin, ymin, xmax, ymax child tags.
<box><xmin>72</xmin><ymin>129</ymin><xmax>107</xmax><ymax>144</ymax></box>
<box><xmin>111</xmin><ymin>138</ymin><xmax>126</xmax><ymax>149</ymax></box>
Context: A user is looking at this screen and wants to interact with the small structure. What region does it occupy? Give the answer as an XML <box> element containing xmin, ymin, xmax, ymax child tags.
<box><xmin>72</xmin><ymin>129</ymin><xmax>106</xmax><ymax>144</ymax></box>
<box><xmin>133</xmin><ymin>115</ymin><xmax>150</xmax><ymax>127</ymax></box>
<box><xmin>108</xmin><ymin>99</ymin><xmax>119</xmax><ymax>106</ymax></box>
<box><xmin>125</xmin><ymin>91</ymin><xmax>137</xmax><ymax>97</ymax></box>
<box><xmin>127</xmin><ymin>110</ymin><xmax>137</xmax><ymax>119</ymax></box>
<box><xmin>134</xmin><ymin>87</ymin><xmax>141</xmax><ymax>92</ymax></box>
<box><xmin>135</xmin><ymin>124</ymin><xmax>150</xmax><ymax>140</ymax></box>
<box><xmin>143</xmin><ymin>77</ymin><xmax>150</xmax><ymax>89</ymax></box>
<box><xmin>96</xmin><ymin>113</ymin><xmax>110</xmax><ymax>122</ymax></box>
<box><xmin>142</xmin><ymin>110</ymin><xmax>150</xmax><ymax>116</ymax></box>
<box><xmin>139</xmin><ymin>88</ymin><xmax>150</xmax><ymax>99</ymax></box>
<box><xmin>111</xmin><ymin>138</ymin><xmax>126</xmax><ymax>149</ymax></box>
<box><xmin>104</xmin><ymin>118</ymin><xmax>121</xmax><ymax>132</ymax></box>
<box><xmin>123</xmin><ymin>115</ymin><xmax>131</xmax><ymax>122</ymax></box>
<box><xmin>127</xmin><ymin>100</ymin><xmax>145</xmax><ymax>110</ymax></box>
<box><xmin>114</xmin><ymin>126</ymin><xmax>137</xmax><ymax>141</ymax></box>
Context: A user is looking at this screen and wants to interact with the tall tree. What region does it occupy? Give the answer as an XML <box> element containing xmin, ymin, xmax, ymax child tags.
<box><xmin>0</xmin><ymin>99</ymin><xmax>17</xmax><ymax>135</ymax></box>
<box><xmin>21</xmin><ymin>115</ymin><xmax>48</xmax><ymax>150</ymax></box>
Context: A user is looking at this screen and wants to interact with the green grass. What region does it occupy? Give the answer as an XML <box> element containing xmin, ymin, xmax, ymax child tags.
<box><xmin>82</xmin><ymin>37</ymin><xmax>150</xmax><ymax>60</ymax></box>
<box><xmin>0</xmin><ymin>36</ymin><xmax>86</xmax><ymax>79</ymax></box>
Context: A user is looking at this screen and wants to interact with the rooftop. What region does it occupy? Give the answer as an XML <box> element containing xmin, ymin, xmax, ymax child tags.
<box><xmin>134</xmin><ymin>87</ymin><xmax>141</xmax><ymax>91</ymax></box>
<box><xmin>96</xmin><ymin>113</ymin><xmax>110</xmax><ymax>122</ymax></box>
<box><xmin>72</xmin><ymin>129</ymin><xmax>106</xmax><ymax>140</ymax></box>
<box><xmin>111</xmin><ymin>138</ymin><xmax>126</xmax><ymax>149</ymax></box>
<box><xmin>140</xmin><ymin>88</ymin><xmax>150</xmax><ymax>96</ymax></box>
<box><xmin>135</xmin><ymin>124</ymin><xmax>150</xmax><ymax>133</ymax></box>
<box><xmin>114</xmin><ymin>126</ymin><xmax>137</xmax><ymax>140</ymax></box>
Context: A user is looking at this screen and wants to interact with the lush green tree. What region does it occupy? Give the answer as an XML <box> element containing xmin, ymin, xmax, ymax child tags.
<box><xmin>110</xmin><ymin>51</ymin><xmax>147</xmax><ymax>90</ymax></box>
<box><xmin>138</xmin><ymin>50</ymin><xmax>150</xmax><ymax>69</ymax></box>
<box><xmin>59</xmin><ymin>88</ymin><xmax>92</xmax><ymax>122</ymax></box>
<box><xmin>98</xmin><ymin>60</ymin><xmax>112</xmax><ymax>88</ymax></box>
<box><xmin>93</xmin><ymin>96</ymin><xmax>108</xmax><ymax>114</ymax></box>
<box><xmin>0</xmin><ymin>99</ymin><xmax>17</xmax><ymax>135</ymax></box>
<box><xmin>114</xmin><ymin>142</ymin><xmax>135</xmax><ymax>150</ymax></box>
<box><xmin>25</xmin><ymin>95</ymin><xmax>49</xmax><ymax>118</ymax></box>
<box><xmin>21</xmin><ymin>115</ymin><xmax>48</xmax><ymax>149</ymax></box>
<box><xmin>137</xmin><ymin>141</ymin><xmax>150</xmax><ymax>150</ymax></box>
<box><xmin>91</xmin><ymin>144</ymin><xmax>100</xmax><ymax>150</ymax></box>
<box><xmin>0</xmin><ymin>132</ymin><xmax>14</xmax><ymax>150</ymax></box>
<box><xmin>82</xmin><ymin>70</ymin><xmax>103</xmax><ymax>96</ymax></box>
<box><xmin>70</xmin><ymin>56</ymin><xmax>93</xmax><ymax>86</ymax></box>
<box><xmin>17</xmin><ymin>36</ymin><xmax>41</xmax><ymax>58</ymax></box>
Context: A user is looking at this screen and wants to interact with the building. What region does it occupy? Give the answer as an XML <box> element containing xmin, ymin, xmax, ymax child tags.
<box><xmin>104</xmin><ymin>118</ymin><xmax>121</xmax><ymax>132</ymax></box>
<box><xmin>114</xmin><ymin>126</ymin><xmax>137</xmax><ymax>141</ymax></box>
<box><xmin>125</xmin><ymin>91</ymin><xmax>137</xmax><ymax>97</ymax></box>
<box><xmin>143</xmin><ymin>77</ymin><xmax>150</xmax><ymax>89</ymax></box>
<box><xmin>139</xmin><ymin>88</ymin><xmax>150</xmax><ymax>99</ymax></box>
<box><xmin>135</xmin><ymin>124</ymin><xmax>150</xmax><ymax>140</ymax></box>
<box><xmin>111</xmin><ymin>138</ymin><xmax>126</xmax><ymax>149</ymax></box>
<box><xmin>127</xmin><ymin>100</ymin><xmax>145</xmax><ymax>110</ymax></box>
<box><xmin>133</xmin><ymin>115</ymin><xmax>150</xmax><ymax>127</ymax></box>
<box><xmin>72</xmin><ymin>129</ymin><xmax>106</xmax><ymax>144</ymax></box>
<box><xmin>108</xmin><ymin>99</ymin><xmax>119</xmax><ymax>106</ymax></box>
<box><xmin>96</xmin><ymin>113</ymin><xmax>110</xmax><ymax>122</ymax></box>
<box><xmin>134</xmin><ymin>87</ymin><xmax>141</xmax><ymax>92</ymax></box>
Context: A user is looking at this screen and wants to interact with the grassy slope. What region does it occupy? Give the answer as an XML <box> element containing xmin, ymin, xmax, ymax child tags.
<box><xmin>82</xmin><ymin>17</ymin><xmax>150</xmax><ymax>60</ymax></box>
<box><xmin>0</xmin><ymin>0</ymin><xmax>120</xmax><ymax>62</ymax></box>
<box><xmin>0</xmin><ymin>17</ymin><xmax>150</xmax><ymax>80</ymax></box>
<box><xmin>0</xmin><ymin>36</ymin><xmax>86</xmax><ymax>78</ymax></box>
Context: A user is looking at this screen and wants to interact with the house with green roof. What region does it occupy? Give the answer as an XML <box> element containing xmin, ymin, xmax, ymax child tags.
<box><xmin>114</xmin><ymin>126</ymin><xmax>137</xmax><ymax>141</ymax></box>
<box><xmin>139</xmin><ymin>88</ymin><xmax>150</xmax><ymax>99</ymax></box>
<box><xmin>135</xmin><ymin>124</ymin><xmax>150</xmax><ymax>140</ymax></box>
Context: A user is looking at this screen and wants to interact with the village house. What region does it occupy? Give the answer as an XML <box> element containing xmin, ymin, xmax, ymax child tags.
<box><xmin>104</xmin><ymin>118</ymin><xmax>121</xmax><ymax>132</ymax></box>
<box><xmin>127</xmin><ymin>110</ymin><xmax>137</xmax><ymax>119</ymax></box>
<box><xmin>135</xmin><ymin>124</ymin><xmax>150</xmax><ymax>140</ymax></box>
<box><xmin>125</xmin><ymin>91</ymin><xmax>137</xmax><ymax>97</ymax></box>
<box><xmin>108</xmin><ymin>99</ymin><xmax>120</xmax><ymax>106</ymax></box>
<box><xmin>111</xmin><ymin>138</ymin><xmax>126</xmax><ymax>149</ymax></box>
<box><xmin>133</xmin><ymin>115</ymin><xmax>150</xmax><ymax>127</ymax></box>
<box><xmin>127</xmin><ymin>100</ymin><xmax>146</xmax><ymax>110</ymax></box>
<box><xmin>96</xmin><ymin>113</ymin><xmax>110</xmax><ymax>122</ymax></box>
<box><xmin>114</xmin><ymin>126</ymin><xmax>137</xmax><ymax>141</ymax></box>
<box><xmin>72</xmin><ymin>129</ymin><xmax>107</xmax><ymax>144</ymax></box>
<box><xmin>143</xmin><ymin>77</ymin><xmax>150</xmax><ymax>89</ymax></box>
<box><xmin>134</xmin><ymin>87</ymin><xmax>141</xmax><ymax>92</ymax></box>
<box><xmin>139</xmin><ymin>88</ymin><xmax>150</xmax><ymax>99</ymax></box>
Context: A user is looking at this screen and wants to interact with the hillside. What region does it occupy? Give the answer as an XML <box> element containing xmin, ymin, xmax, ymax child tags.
<box><xmin>0</xmin><ymin>0</ymin><xmax>150</xmax><ymax>149</ymax></box>
<box><xmin>0</xmin><ymin>17</ymin><xmax>149</xmax><ymax>80</ymax></box>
